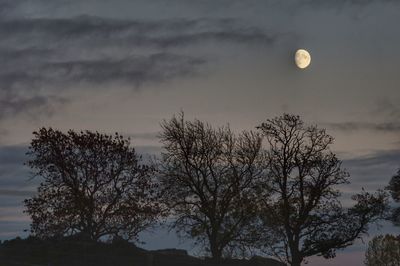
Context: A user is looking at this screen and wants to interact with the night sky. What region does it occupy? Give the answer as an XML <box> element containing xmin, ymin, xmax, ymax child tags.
<box><xmin>0</xmin><ymin>1</ymin><xmax>400</xmax><ymax>265</ymax></box>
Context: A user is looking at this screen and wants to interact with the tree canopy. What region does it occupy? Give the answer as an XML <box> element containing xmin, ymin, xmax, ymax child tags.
<box><xmin>24</xmin><ymin>128</ymin><xmax>161</xmax><ymax>242</ymax></box>
<box><xmin>21</xmin><ymin>114</ymin><xmax>389</xmax><ymax>265</ymax></box>
<box><xmin>256</xmin><ymin>114</ymin><xmax>388</xmax><ymax>266</ymax></box>
<box><xmin>158</xmin><ymin>113</ymin><xmax>264</xmax><ymax>260</ymax></box>
<box><xmin>365</xmin><ymin>234</ymin><xmax>400</xmax><ymax>266</ymax></box>
<box><xmin>387</xmin><ymin>169</ymin><xmax>400</xmax><ymax>226</ymax></box>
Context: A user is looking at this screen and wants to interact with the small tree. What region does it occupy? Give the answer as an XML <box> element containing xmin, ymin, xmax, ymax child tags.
<box><xmin>24</xmin><ymin>128</ymin><xmax>161</xmax><ymax>242</ymax></box>
<box><xmin>257</xmin><ymin>114</ymin><xmax>387</xmax><ymax>266</ymax></box>
<box><xmin>159</xmin><ymin>113</ymin><xmax>264</xmax><ymax>260</ymax></box>
<box><xmin>365</xmin><ymin>234</ymin><xmax>400</xmax><ymax>266</ymax></box>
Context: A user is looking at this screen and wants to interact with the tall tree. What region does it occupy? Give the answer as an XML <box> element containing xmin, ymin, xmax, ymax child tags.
<box><xmin>159</xmin><ymin>113</ymin><xmax>264</xmax><ymax>260</ymax></box>
<box><xmin>24</xmin><ymin>128</ymin><xmax>161</xmax><ymax>242</ymax></box>
<box><xmin>365</xmin><ymin>234</ymin><xmax>400</xmax><ymax>266</ymax></box>
<box><xmin>257</xmin><ymin>114</ymin><xmax>387</xmax><ymax>266</ymax></box>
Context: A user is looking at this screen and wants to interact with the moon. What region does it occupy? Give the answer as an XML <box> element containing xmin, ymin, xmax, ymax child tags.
<box><xmin>295</xmin><ymin>49</ymin><xmax>311</xmax><ymax>69</ymax></box>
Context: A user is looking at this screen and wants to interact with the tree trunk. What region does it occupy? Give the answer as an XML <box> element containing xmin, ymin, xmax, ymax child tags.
<box><xmin>289</xmin><ymin>240</ymin><xmax>302</xmax><ymax>266</ymax></box>
<box><xmin>291</xmin><ymin>255</ymin><xmax>302</xmax><ymax>266</ymax></box>
<box><xmin>211</xmin><ymin>248</ymin><xmax>222</xmax><ymax>262</ymax></box>
<box><xmin>210</xmin><ymin>234</ymin><xmax>222</xmax><ymax>262</ymax></box>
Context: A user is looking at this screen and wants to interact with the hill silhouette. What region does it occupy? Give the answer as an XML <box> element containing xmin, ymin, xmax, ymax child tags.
<box><xmin>0</xmin><ymin>237</ymin><xmax>285</xmax><ymax>266</ymax></box>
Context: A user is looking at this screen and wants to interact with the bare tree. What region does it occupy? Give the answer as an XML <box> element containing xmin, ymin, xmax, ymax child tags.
<box><xmin>158</xmin><ymin>113</ymin><xmax>264</xmax><ymax>261</ymax></box>
<box><xmin>24</xmin><ymin>128</ymin><xmax>161</xmax><ymax>242</ymax></box>
<box><xmin>257</xmin><ymin>114</ymin><xmax>387</xmax><ymax>266</ymax></box>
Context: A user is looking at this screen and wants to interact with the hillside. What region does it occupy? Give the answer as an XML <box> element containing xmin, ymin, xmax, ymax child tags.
<box><xmin>0</xmin><ymin>237</ymin><xmax>285</xmax><ymax>266</ymax></box>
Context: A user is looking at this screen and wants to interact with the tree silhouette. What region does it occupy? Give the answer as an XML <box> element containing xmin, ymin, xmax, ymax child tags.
<box><xmin>24</xmin><ymin>128</ymin><xmax>161</xmax><ymax>242</ymax></box>
<box><xmin>365</xmin><ymin>234</ymin><xmax>400</xmax><ymax>266</ymax></box>
<box><xmin>158</xmin><ymin>113</ymin><xmax>264</xmax><ymax>261</ymax></box>
<box><xmin>387</xmin><ymin>169</ymin><xmax>400</xmax><ymax>226</ymax></box>
<box><xmin>256</xmin><ymin>114</ymin><xmax>387</xmax><ymax>266</ymax></box>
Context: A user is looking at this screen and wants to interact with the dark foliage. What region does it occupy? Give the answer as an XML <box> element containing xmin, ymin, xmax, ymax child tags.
<box><xmin>256</xmin><ymin>114</ymin><xmax>388</xmax><ymax>266</ymax></box>
<box><xmin>364</xmin><ymin>234</ymin><xmax>400</xmax><ymax>266</ymax></box>
<box><xmin>24</xmin><ymin>128</ymin><xmax>161</xmax><ymax>242</ymax></box>
<box><xmin>387</xmin><ymin>169</ymin><xmax>400</xmax><ymax>225</ymax></box>
<box><xmin>158</xmin><ymin>113</ymin><xmax>264</xmax><ymax>260</ymax></box>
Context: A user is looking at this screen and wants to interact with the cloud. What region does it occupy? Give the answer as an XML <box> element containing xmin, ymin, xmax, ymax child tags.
<box><xmin>182</xmin><ymin>0</ymin><xmax>400</xmax><ymax>14</ymax></box>
<box><xmin>0</xmin><ymin>189</ymin><xmax>34</xmax><ymax>197</ymax></box>
<box><xmin>345</xmin><ymin>149</ymin><xmax>400</xmax><ymax>168</ymax></box>
<box><xmin>325</xmin><ymin>99</ymin><xmax>400</xmax><ymax>134</ymax></box>
<box><xmin>0</xmin><ymin>14</ymin><xmax>279</xmax><ymax>121</ymax></box>
<box><xmin>326</xmin><ymin>122</ymin><xmax>400</xmax><ymax>133</ymax></box>
<box><xmin>0</xmin><ymin>0</ymin><xmax>21</xmax><ymax>17</ymax></box>
<box><xmin>343</xmin><ymin>149</ymin><xmax>400</xmax><ymax>187</ymax></box>
<box><xmin>0</xmin><ymin>95</ymin><xmax>67</xmax><ymax>121</ymax></box>
<box><xmin>39</xmin><ymin>53</ymin><xmax>206</xmax><ymax>87</ymax></box>
<box><xmin>0</xmin><ymin>15</ymin><xmax>279</xmax><ymax>56</ymax></box>
<box><xmin>0</xmin><ymin>206</ymin><xmax>30</xmax><ymax>222</ymax></box>
<box><xmin>373</xmin><ymin>99</ymin><xmax>400</xmax><ymax>120</ymax></box>
<box><xmin>0</xmin><ymin>145</ymin><xmax>32</xmax><ymax>189</ymax></box>
<box><xmin>286</xmin><ymin>0</ymin><xmax>399</xmax><ymax>10</ymax></box>
<box><xmin>128</xmin><ymin>132</ymin><xmax>160</xmax><ymax>141</ymax></box>
<box><xmin>0</xmin><ymin>145</ymin><xmax>27</xmax><ymax>165</ymax></box>
<box><xmin>0</xmin><ymin>16</ymin><xmax>277</xmax><ymax>48</ymax></box>
<box><xmin>298</xmin><ymin>0</ymin><xmax>397</xmax><ymax>6</ymax></box>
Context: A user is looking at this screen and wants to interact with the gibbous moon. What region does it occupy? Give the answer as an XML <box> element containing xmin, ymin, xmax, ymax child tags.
<box><xmin>295</xmin><ymin>49</ymin><xmax>311</xmax><ymax>69</ymax></box>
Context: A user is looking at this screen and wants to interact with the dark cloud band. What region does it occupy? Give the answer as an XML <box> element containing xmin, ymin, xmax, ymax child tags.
<box><xmin>0</xmin><ymin>15</ymin><xmax>278</xmax><ymax>121</ymax></box>
<box><xmin>326</xmin><ymin>122</ymin><xmax>400</xmax><ymax>133</ymax></box>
